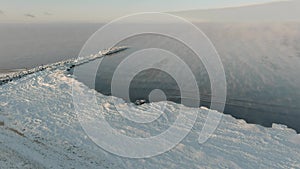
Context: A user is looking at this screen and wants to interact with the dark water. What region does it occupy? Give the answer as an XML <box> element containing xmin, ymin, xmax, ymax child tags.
<box><xmin>0</xmin><ymin>23</ymin><xmax>102</xmax><ymax>70</ymax></box>
<box><xmin>74</xmin><ymin>24</ymin><xmax>300</xmax><ymax>132</ymax></box>
<box><xmin>2</xmin><ymin>23</ymin><xmax>299</xmax><ymax>132</ymax></box>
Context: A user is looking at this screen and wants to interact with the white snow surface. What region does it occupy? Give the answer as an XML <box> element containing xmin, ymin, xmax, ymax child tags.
<box><xmin>0</xmin><ymin>49</ymin><xmax>299</xmax><ymax>169</ymax></box>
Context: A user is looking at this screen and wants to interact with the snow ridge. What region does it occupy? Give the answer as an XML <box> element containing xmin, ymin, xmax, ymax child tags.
<box><xmin>0</xmin><ymin>46</ymin><xmax>129</xmax><ymax>85</ymax></box>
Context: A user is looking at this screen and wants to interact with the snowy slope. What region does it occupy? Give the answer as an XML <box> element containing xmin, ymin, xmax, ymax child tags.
<box><xmin>0</xmin><ymin>50</ymin><xmax>300</xmax><ymax>168</ymax></box>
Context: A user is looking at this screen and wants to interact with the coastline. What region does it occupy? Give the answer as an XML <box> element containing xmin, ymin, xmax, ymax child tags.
<box><xmin>0</xmin><ymin>69</ymin><xmax>26</xmax><ymax>74</ymax></box>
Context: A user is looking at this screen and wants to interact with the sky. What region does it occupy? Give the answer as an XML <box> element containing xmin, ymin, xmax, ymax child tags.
<box><xmin>0</xmin><ymin>0</ymin><xmax>290</xmax><ymax>23</ymax></box>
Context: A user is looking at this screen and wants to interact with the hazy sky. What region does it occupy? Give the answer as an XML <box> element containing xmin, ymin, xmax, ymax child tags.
<box><xmin>0</xmin><ymin>0</ymin><xmax>287</xmax><ymax>23</ymax></box>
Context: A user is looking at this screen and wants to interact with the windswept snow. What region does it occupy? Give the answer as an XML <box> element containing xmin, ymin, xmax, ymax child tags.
<box><xmin>0</xmin><ymin>46</ymin><xmax>129</xmax><ymax>86</ymax></box>
<box><xmin>289</xmin><ymin>134</ymin><xmax>300</xmax><ymax>145</ymax></box>
<box><xmin>0</xmin><ymin>49</ymin><xmax>299</xmax><ymax>168</ymax></box>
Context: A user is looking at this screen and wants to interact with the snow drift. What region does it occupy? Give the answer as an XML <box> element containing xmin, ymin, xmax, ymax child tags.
<box><xmin>0</xmin><ymin>47</ymin><xmax>299</xmax><ymax>168</ymax></box>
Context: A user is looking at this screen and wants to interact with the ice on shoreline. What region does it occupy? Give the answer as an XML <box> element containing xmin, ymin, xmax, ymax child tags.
<box><xmin>0</xmin><ymin>46</ymin><xmax>129</xmax><ymax>85</ymax></box>
<box><xmin>0</xmin><ymin>47</ymin><xmax>299</xmax><ymax>168</ymax></box>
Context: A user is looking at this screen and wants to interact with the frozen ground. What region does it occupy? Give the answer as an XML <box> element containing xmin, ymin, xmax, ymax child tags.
<box><xmin>0</xmin><ymin>50</ymin><xmax>300</xmax><ymax>168</ymax></box>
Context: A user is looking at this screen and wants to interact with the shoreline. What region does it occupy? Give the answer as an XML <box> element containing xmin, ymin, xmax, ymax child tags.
<box><xmin>0</xmin><ymin>69</ymin><xmax>27</xmax><ymax>74</ymax></box>
<box><xmin>0</xmin><ymin>69</ymin><xmax>27</xmax><ymax>78</ymax></box>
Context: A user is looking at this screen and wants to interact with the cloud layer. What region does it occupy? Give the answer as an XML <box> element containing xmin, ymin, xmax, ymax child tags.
<box><xmin>173</xmin><ymin>0</ymin><xmax>300</xmax><ymax>22</ymax></box>
<box><xmin>24</xmin><ymin>14</ymin><xmax>35</xmax><ymax>18</ymax></box>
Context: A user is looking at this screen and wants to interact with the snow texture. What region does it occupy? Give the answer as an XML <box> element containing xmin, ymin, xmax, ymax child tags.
<box><xmin>0</xmin><ymin>47</ymin><xmax>299</xmax><ymax>169</ymax></box>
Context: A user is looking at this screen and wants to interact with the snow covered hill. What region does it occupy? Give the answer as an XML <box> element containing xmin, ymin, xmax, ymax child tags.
<box><xmin>0</xmin><ymin>48</ymin><xmax>299</xmax><ymax>168</ymax></box>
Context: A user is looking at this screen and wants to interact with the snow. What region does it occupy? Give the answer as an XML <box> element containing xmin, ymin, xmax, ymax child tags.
<box><xmin>289</xmin><ymin>134</ymin><xmax>300</xmax><ymax>145</ymax></box>
<box><xmin>0</xmin><ymin>49</ymin><xmax>299</xmax><ymax>168</ymax></box>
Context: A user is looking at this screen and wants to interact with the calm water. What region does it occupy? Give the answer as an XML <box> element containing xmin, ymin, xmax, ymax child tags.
<box><xmin>74</xmin><ymin>23</ymin><xmax>300</xmax><ymax>132</ymax></box>
<box><xmin>0</xmin><ymin>23</ymin><xmax>102</xmax><ymax>69</ymax></box>
<box><xmin>1</xmin><ymin>23</ymin><xmax>300</xmax><ymax>132</ymax></box>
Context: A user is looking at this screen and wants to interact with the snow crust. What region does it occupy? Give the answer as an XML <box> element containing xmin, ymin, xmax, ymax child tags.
<box><xmin>0</xmin><ymin>48</ymin><xmax>299</xmax><ymax>168</ymax></box>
